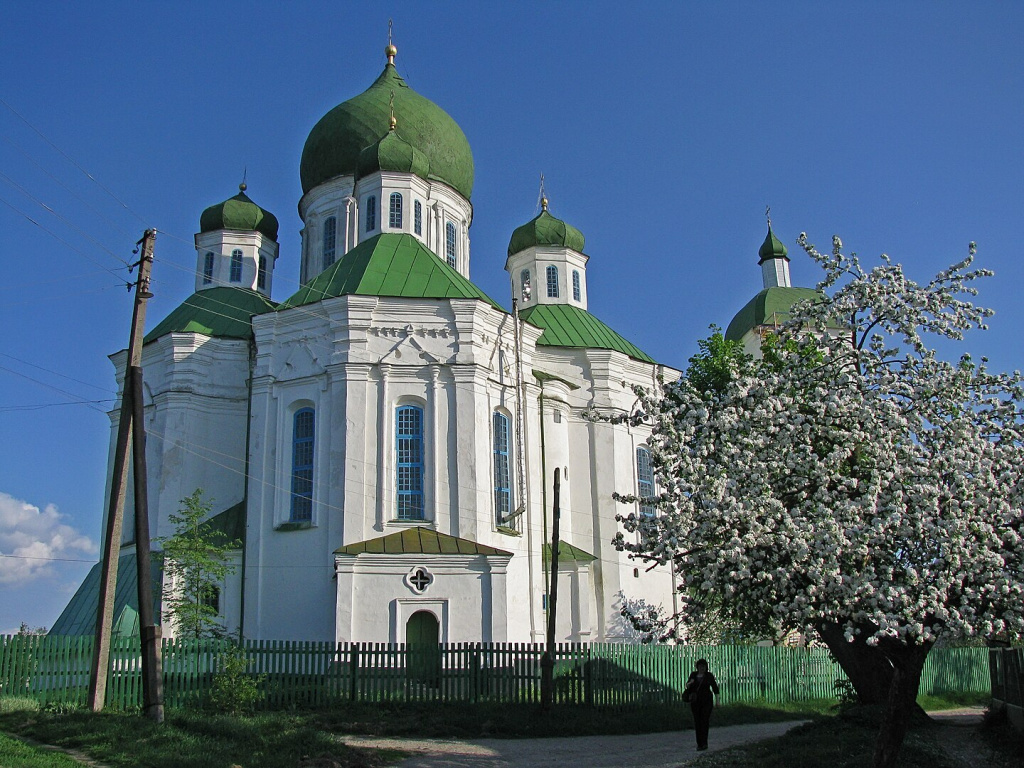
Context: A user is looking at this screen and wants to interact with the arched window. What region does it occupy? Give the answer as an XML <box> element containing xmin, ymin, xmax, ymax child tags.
<box><xmin>365</xmin><ymin>196</ymin><xmax>377</xmax><ymax>232</ymax></box>
<box><xmin>229</xmin><ymin>249</ymin><xmax>243</xmax><ymax>283</ymax></box>
<box><xmin>520</xmin><ymin>269</ymin><xmax>531</xmax><ymax>302</ymax></box>
<box><xmin>493</xmin><ymin>412</ymin><xmax>512</xmax><ymax>525</ymax></box>
<box><xmin>445</xmin><ymin>222</ymin><xmax>457</xmax><ymax>267</ymax></box>
<box><xmin>572</xmin><ymin>270</ymin><xmax>581</xmax><ymax>301</ymax></box>
<box><xmin>203</xmin><ymin>252</ymin><xmax>214</xmax><ymax>284</ymax></box>
<box><xmin>291</xmin><ymin>408</ymin><xmax>315</xmax><ymax>522</ymax></box>
<box><xmin>323</xmin><ymin>215</ymin><xmax>337</xmax><ymax>268</ymax></box>
<box><xmin>636</xmin><ymin>446</ymin><xmax>655</xmax><ymax>518</ymax></box>
<box><xmin>389</xmin><ymin>193</ymin><xmax>403</xmax><ymax>229</ymax></box>
<box><xmin>546</xmin><ymin>265</ymin><xmax>559</xmax><ymax>298</ymax></box>
<box><xmin>414</xmin><ymin>200</ymin><xmax>422</xmax><ymax>235</ymax></box>
<box><xmin>257</xmin><ymin>256</ymin><xmax>267</xmax><ymax>289</ymax></box>
<box><xmin>396</xmin><ymin>405</ymin><xmax>424</xmax><ymax>520</ymax></box>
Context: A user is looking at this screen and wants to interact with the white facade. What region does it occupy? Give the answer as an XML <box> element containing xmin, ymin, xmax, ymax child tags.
<box><xmin>96</xmin><ymin>53</ymin><xmax>679</xmax><ymax>646</ymax></box>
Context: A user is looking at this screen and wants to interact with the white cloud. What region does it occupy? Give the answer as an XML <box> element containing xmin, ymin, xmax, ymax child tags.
<box><xmin>0</xmin><ymin>491</ymin><xmax>97</xmax><ymax>585</ymax></box>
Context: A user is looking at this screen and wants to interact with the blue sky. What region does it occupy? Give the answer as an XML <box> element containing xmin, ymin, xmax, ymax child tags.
<box><xmin>1</xmin><ymin>2</ymin><xmax>1021</xmax><ymax>633</ymax></box>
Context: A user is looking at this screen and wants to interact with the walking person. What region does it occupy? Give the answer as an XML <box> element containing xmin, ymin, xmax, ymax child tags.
<box><xmin>684</xmin><ymin>658</ymin><xmax>720</xmax><ymax>751</ymax></box>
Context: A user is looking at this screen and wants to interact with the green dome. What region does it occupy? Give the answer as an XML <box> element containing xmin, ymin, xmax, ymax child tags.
<box><xmin>508</xmin><ymin>207</ymin><xmax>585</xmax><ymax>258</ymax></box>
<box><xmin>199</xmin><ymin>186</ymin><xmax>279</xmax><ymax>241</ymax></box>
<box><xmin>725</xmin><ymin>286</ymin><xmax>822</xmax><ymax>342</ymax></box>
<box><xmin>357</xmin><ymin>127</ymin><xmax>430</xmax><ymax>182</ymax></box>
<box><xmin>300</xmin><ymin>62</ymin><xmax>474</xmax><ymax>199</ymax></box>
<box><xmin>758</xmin><ymin>226</ymin><xmax>788</xmax><ymax>263</ymax></box>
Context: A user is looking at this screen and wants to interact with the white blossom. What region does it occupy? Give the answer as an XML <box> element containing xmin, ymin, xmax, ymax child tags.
<box><xmin>615</xmin><ymin>237</ymin><xmax>1024</xmax><ymax>647</ymax></box>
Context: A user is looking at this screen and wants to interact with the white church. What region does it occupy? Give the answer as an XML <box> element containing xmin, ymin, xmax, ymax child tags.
<box><xmin>53</xmin><ymin>44</ymin><xmax>805</xmax><ymax>646</ymax></box>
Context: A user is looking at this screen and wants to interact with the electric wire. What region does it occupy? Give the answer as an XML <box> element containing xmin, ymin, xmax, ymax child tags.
<box><xmin>0</xmin><ymin>193</ymin><xmax>129</xmax><ymax>280</ymax></box>
<box><xmin>0</xmin><ymin>96</ymin><xmax>151</xmax><ymax>227</ymax></box>
<box><xmin>0</xmin><ymin>169</ymin><xmax>130</xmax><ymax>266</ymax></box>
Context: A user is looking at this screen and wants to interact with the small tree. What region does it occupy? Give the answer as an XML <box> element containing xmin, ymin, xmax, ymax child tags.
<box><xmin>159</xmin><ymin>489</ymin><xmax>240</xmax><ymax>640</ymax></box>
<box><xmin>614</xmin><ymin>237</ymin><xmax>1024</xmax><ymax>768</ymax></box>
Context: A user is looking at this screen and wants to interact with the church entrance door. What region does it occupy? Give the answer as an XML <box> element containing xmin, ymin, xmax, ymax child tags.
<box><xmin>406</xmin><ymin>610</ymin><xmax>440</xmax><ymax>686</ymax></box>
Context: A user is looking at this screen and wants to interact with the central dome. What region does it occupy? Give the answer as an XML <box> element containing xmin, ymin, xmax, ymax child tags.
<box><xmin>300</xmin><ymin>60</ymin><xmax>474</xmax><ymax>199</ymax></box>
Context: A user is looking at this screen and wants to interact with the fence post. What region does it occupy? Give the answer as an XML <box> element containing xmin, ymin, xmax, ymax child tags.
<box><xmin>349</xmin><ymin>643</ymin><xmax>359</xmax><ymax>702</ymax></box>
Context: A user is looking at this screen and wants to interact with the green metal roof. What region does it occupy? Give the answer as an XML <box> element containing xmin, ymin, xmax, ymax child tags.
<box><xmin>200</xmin><ymin>500</ymin><xmax>246</xmax><ymax>545</ymax></box>
<box><xmin>335</xmin><ymin>527</ymin><xmax>512</xmax><ymax>556</ymax></box>
<box><xmin>543</xmin><ymin>541</ymin><xmax>597</xmax><ymax>563</ymax></box>
<box><xmin>519</xmin><ymin>303</ymin><xmax>655</xmax><ymax>364</ymax></box>
<box><xmin>279</xmin><ymin>233</ymin><xmax>505</xmax><ymax>311</ymax></box>
<box><xmin>508</xmin><ymin>209</ymin><xmax>585</xmax><ymax>258</ymax></box>
<box><xmin>357</xmin><ymin>127</ymin><xmax>430</xmax><ymax>184</ymax></box>
<box><xmin>144</xmin><ymin>287</ymin><xmax>278</xmax><ymax>344</ymax></box>
<box><xmin>758</xmin><ymin>226</ymin><xmax>788</xmax><ymax>263</ymax></box>
<box><xmin>49</xmin><ymin>552</ymin><xmax>161</xmax><ymax>636</ymax></box>
<box><xmin>200</xmin><ymin>186</ymin><xmax>279</xmax><ymax>241</ymax></box>
<box><xmin>725</xmin><ymin>286</ymin><xmax>823</xmax><ymax>341</ymax></box>
<box><xmin>300</xmin><ymin>62</ymin><xmax>474</xmax><ymax>198</ymax></box>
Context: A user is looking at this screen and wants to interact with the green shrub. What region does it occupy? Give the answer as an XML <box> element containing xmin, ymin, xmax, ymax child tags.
<box><xmin>208</xmin><ymin>648</ymin><xmax>264</xmax><ymax>715</ymax></box>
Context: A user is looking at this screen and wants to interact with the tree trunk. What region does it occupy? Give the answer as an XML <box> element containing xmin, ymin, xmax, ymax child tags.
<box><xmin>816</xmin><ymin>622</ymin><xmax>894</xmax><ymax>704</ymax></box>
<box><xmin>872</xmin><ymin>641</ymin><xmax>932</xmax><ymax>768</ymax></box>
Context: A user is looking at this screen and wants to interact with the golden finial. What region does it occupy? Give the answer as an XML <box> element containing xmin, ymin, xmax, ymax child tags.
<box><xmin>386</xmin><ymin>19</ymin><xmax>397</xmax><ymax>64</ymax></box>
<box><xmin>539</xmin><ymin>173</ymin><xmax>548</xmax><ymax>212</ymax></box>
<box><xmin>765</xmin><ymin>205</ymin><xmax>772</xmax><ymax>229</ymax></box>
<box><xmin>389</xmin><ymin>91</ymin><xmax>397</xmax><ymax>130</ymax></box>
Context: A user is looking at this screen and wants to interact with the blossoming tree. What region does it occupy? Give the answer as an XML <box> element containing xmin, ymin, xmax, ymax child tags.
<box><xmin>614</xmin><ymin>236</ymin><xmax>1024</xmax><ymax>767</ymax></box>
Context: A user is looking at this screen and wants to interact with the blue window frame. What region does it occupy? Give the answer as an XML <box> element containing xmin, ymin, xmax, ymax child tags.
<box><xmin>636</xmin><ymin>446</ymin><xmax>655</xmax><ymax>517</ymax></box>
<box><xmin>572</xmin><ymin>270</ymin><xmax>581</xmax><ymax>301</ymax></box>
<box><xmin>445</xmin><ymin>222</ymin><xmax>457</xmax><ymax>267</ymax></box>
<box><xmin>365</xmin><ymin>196</ymin><xmax>376</xmax><ymax>232</ymax></box>
<box><xmin>414</xmin><ymin>200</ymin><xmax>422</xmax><ymax>235</ymax></box>
<box><xmin>323</xmin><ymin>215</ymin><xmax>337</xmax><ymax>268</ymax></box>
<box><xmin>257</xmin><ymin>256</ymin><xmax>267</xmax><ymax>289</ymax></box>
<box><xmin>546</xmin><ymin>265</ymin><xmax>558</xmax><ymax>298</ymax></box>
<box><xmin>493</xmin><ymin>412</ymin><xmax>512</xmax><ymax>524</ymax></box>
<box><xmin>229</xmin><ymin>249</ymin><xmax>243</xmax><ymax>283</ymax></box>
<box><xmin>203</xmin><ymin>252</ymin><xmax>214</xmax><ymax>284</ymax></box>
<box><xmin>291</xmin><ymin>408</ymin><xmax>315</xmax><ymax>521</ymax></box>
<box><xmin>520</xmin><ymin>269</ymin><xmax>531</xmax><ymax>301</ymax></box>
<box><xmin>396</xmin><ymin>405</ymin><xmax>424</xmax><ymax>520</ymax></box>
<box><xmin>389</xmin><ymin>193</ymin><xmax>403</xmax><ymax>229</ymax></box>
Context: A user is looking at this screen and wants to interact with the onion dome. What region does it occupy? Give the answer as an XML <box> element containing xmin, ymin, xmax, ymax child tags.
<box><xmin>357</xmin><ymin>124</ymin><xmax>430</xmax><ymax>182</ymax></box>
<box><xmin>758</xmin><ymin>225</ymin><xmax>788</xmax><ymax>263</ymax></box>
<box><xmin>199</xmin><ymin>184</ymin><xmax>279</xmax><ymax>241</ymax></box>
<box><xmin>300</xmin><ymin>46</ymin><xmax>474</xmax><ymax>198</ymax></box>
<box><xmin>507</xmin><ymin>198</ymin><xmax>585</xmax><ymax>257</ymax></box>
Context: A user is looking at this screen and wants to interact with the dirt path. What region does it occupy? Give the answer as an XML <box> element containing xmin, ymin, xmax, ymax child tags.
<box><xmin>343</xmin><ymin>720</ymin><xmax>809</xmax><ymax>768</ymax></box>
<box><xmin>925</xmin><ymin>707</ymin><xmax>1009</xmax><ymax>768</ymax></box>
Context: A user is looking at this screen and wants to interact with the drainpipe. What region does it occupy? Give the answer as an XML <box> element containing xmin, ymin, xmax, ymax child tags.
<box><xmin>238</xmin><ymin>338</ymin><xmax>255</xmax><ymax>641</ymax></box>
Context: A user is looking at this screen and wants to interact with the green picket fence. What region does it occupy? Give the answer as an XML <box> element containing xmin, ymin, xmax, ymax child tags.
<box><xmin>0</xmin><ymin>635</ymin><xmax>993</xmax><ymax>711</ymax></box>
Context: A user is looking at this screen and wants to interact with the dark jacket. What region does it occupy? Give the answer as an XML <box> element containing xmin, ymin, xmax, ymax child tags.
<box><xmin>685</xmin><ymin>671</ymin><xmax>719</xmax><ymax>706</ymax></box>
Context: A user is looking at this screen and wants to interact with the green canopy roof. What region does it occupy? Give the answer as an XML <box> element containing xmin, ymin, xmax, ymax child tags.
<box><xmin>758</xmin><ymin>226</ymin><xmax>788</xmax><ymax>263</ymax></box>
<box><xmin>508</xmin><ymin>209</ymin><xmax>585</xmax><ymax>258</ymax></box>
<box><xmin>725</xmin><ymin>286</ymin><xmax>822</xmax><ymax>341</ymax></box>
<box><xmin>543</xmin><ymin>541</ymin><xmax>597</xmax><ymax>563</ymax></box>
<box><xmin>144</xmin><ymin>287</ymin><xmax>278</xmax><ymax>344</ymax></box>
<box><xmin>200</xmin><ymin>186</ymin><xmax>279</xmax><ymax>241</ymax></box>
<box><xmin>279</xmin><ymin>233</ymin><xmax>505</xmax><ymax>311</ymax></box>
<box><xmin>49</xmin><ymin>552</ymin><xmax>161</xmax><ymax>636</ymax></box>
<box><xmin>519</xmin><ymin>303</ymin><xmax>655</xmax><ymax>363</ymax></box>
<box><xmin>335</xmin><ymin>527</ymin><xmax>511</xmax><ymax>556</ymax></box>
<box><xmin>200</xmin><ymin>500</ymin><xmax>246</xmax><ymax>545</ymax></box>
<box><xmin>300</xmin><ymin>62</ymin><xmax>474</xmax><ymax>199</ymax></box>
<box><xmin>357</xmin><ymin>127</ymin><xmax>430</xmax><ymax>183</ymax></box>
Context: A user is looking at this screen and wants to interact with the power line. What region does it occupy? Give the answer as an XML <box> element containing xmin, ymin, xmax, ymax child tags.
<box><xmin>0</xmin><ymin>352</ymin><xmax>117</xmax><ymax>395</ymax></box>
<box><xmin>0</xmin><ymin>169</ymin><xmax>130</xmax><ymax>266</ymax></box>
<box><xmin>0</xmin><ymin>96</ymin><xmax>150</xmax><ymax>227</ymax></box>
<box><xmin>0</xmin><ymin>193</ymin><xmax>129</xmax><ymax>280</ymax></box>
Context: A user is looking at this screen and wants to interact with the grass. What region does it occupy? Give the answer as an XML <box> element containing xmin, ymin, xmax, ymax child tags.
<box><xmin>0</xmin><ymin>732</ymin><xmax>87</xmax><ymax>768</ymax></box>
<box><xmin>0</xmin><ymin>693</ymin><xmax>1000</xmax><ymax>768</ymax></box>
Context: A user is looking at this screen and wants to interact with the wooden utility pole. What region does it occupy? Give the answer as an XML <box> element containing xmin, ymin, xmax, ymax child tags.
<box><xmin>89</xmin><ymin>229</ymin><xmax>160</xmax><ymax>717</ymax></box>
<box><xmin>540</xmin><ymin>467</ymin><xmax>561</xmax><ymax>710</ymax></box>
